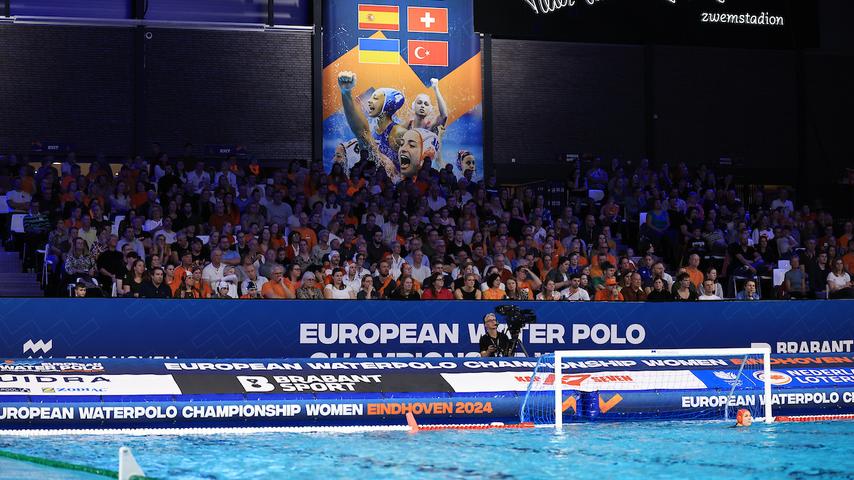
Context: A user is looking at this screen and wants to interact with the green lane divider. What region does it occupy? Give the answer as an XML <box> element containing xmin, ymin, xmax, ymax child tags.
<box><xmin>0</xmin><ymin>449</ymin><xmax>158</xmax><ymax>480</ymax></box>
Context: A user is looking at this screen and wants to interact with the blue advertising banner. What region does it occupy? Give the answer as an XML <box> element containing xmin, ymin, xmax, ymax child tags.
<box><xmin>0</xmin><ymin>299</ymin><xmax>852</xmax><ymax>359</ymax></box>
<box><xmin>322</xmin><ymin>0</ymin><xmax>484</xmax><ymax>182</ymax></box>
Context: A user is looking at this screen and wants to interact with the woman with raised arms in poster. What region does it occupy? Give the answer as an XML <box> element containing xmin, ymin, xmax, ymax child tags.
<box><xmin>337</xmin><ymin>71</ymin><xmax>408</xmax><ymax>168</ymax></box>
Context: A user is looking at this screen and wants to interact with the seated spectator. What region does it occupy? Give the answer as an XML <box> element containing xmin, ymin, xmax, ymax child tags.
<box><xmin>809</xmin><ymin>251</ymin><xmax>831</xmax><ymax>299</ymax></box>
<box><xmin>455</xmin><ymin>273</ymin><xmax>483</xmax><ymax>300</ymax></box>
<box><xmin>22</xmin><ymin>200</ymin><xmax>51</xmax><ymax>269</ymax></box>
<box><xmin>175</xmin><ymin>274</ymin><xmax>200</xmax><ymax>299</ymax></box>
<box><xmin>593</xmin><ymin>275</ymin><xmax>621</xmax><ymax>301</ymax></box>
<box><xmin>296</xmin><ymin>272</ymin><xmax>324</xmax><ymax>299</ymax></box>
<box><xmin>73</xmin><ymin>281</ymin><xmax>88</xmax><ymax>298</ymax></box>
<box><xmin>536</xmin><ymin>279</ymin><xmax>561</xmax><ymax>300</ymax></box>
<box><xmin>390</xmin><ymin>276</ymin><xmax>421</xmax><ymax>300</ymax></box>
<box><xmin>240</xmin><ymin>281</ymin><xmax>263</xmax><ymax>299</ymax></box>
<box><xmin>324</xmin><ymin>267</ymin><xmax>355</xmax><ymax>299</ymax></box>
<box><xmin>736</xmin><ymin>279</ymin><xmax>761</xmax><ymax>301</ymax></box>
<box><xmin>844</xmin><ymin>240</ymin><xmax>854</xmax><ymax>275</ymax></box>
<box><xmin>213</xmin><ymin>281</ymin><xmax>233</xmax><ymax>299</ymax></box>
<box><xmin>783</xmin><ymin>255</ymin><xmax>809</xmax><ymax>299</ymax></box>
<box><xmin>141</xmin><ymin>266</ymin><xmax>172</xmax><ymax>298</ymax></box>
<box><xmin>672</xmin><ymin>272</ymin><xmax>699</xmax><ymax>301</ymax></box>
<box><xmin>683</xmin><ymin>254</ymin><xmax>704</xmax><ymax>290</ymax></box>
<box><xmin>422</xmin><ymin>275</ymin><xmax>454</xmax><ymax>300</ymax></box>
<box><xmin>355</xmin><ymin>275</ymin><xmax>379</xmax><ymax>300</ymax></box>
<box><xmin>827</xmin><ymin>259</ymin><xmax>854</xmax><ymax>300</ymax></box>
<box><xmin>482</xmin><ymin>274</ymin><xmax>507</xmax><ymax>300</ymax></box>
<box><xmin>262</xmin><ymin>265</ymin><xmax>296</xmax><ymax>299</ymax></box>
<box><xmin>240</xmin><ymin>262</ymin><xmax>268</xmax><ymax>296</ymax></box>
<box><xmin>561</xmin><ymin>274</ymin><xmax>590</xmax><ymax>301</ymax></box>
<box><xmin>123</xmin><ymin>259</ymin><xmax>148</xmax><ymax>298</ymax></box>
<box><xmin>503</xmin><ymin>277</ymin><xmax>530</xmax><ymax>301</ymax></box>
<box><xmin>705</xmin><ymin>267</ymin><xmax>725</xmax><ymax>299</ymax></box>
<box><xmin>64</xmin><ymin>237</ymin><xmax>97</xmax><ymax>284</ymax></box>
<box><xmin>646</xmin><ymin>277</ymin><xmax>672</xmax><ymax>302</ymax></box>
<box><xmin>621</xmin><ymin>273</ymin><xmax>647</xmax><ymax>302</ymax></box>
<box><xmin>698</xmin><ymin>279</ymin><xmax>723</xmax><ymax>300</ymax></box>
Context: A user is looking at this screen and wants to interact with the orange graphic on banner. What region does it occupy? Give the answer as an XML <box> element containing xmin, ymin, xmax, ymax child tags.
<box><xmin>599</xmin><ymin>394</ymin><xmax>624</xmax><ymax>414</ymax></box>
<box><xmin>562</xmin><ymin>396</ymin><xmax>577</xmax><ymax>414</ymax></box>
<box><xmin>322</xmin><ymin>32</ymin><xmax>482</xmax><ymax>124</ymax></box>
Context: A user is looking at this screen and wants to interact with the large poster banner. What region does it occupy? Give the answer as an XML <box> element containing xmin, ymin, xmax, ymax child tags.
<box><xmin>0</xmin><ymin>299</ymin><xmax>852</xmax><ymax>359</ymax></box>
<box><xmin>322</xmin><ymin>0</ymin><xmax>483</xmax><ymax>183</ymax></box>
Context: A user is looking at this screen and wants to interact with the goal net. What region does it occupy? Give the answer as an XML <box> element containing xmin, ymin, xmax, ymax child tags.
<box><xmin>519</xmin><ymin>348</ymin><xmax>773</xmax><ymax>429</ymax></box>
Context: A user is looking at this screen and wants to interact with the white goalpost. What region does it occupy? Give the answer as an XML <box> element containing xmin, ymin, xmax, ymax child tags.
<box><xmin>520</xmin><ymin>347</ymin><xmax>773</xmax><ymax>430</ymax></box>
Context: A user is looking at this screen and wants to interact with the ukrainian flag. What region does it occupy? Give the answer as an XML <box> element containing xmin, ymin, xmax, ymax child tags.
<box><xmin>358</xmin><ymin>38</ymin><xmax>400</xmax><ymax>65</ymax></box>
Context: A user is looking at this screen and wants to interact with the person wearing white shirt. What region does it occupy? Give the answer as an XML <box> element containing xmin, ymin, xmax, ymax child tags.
<box><xmin>387</xmin><ymin>246</ymin><xmax>407</xmax><ymax>279</ymax></box>
<box><xmin>770</xmin><ymin>189</ymin><xmax>794</xmax><ymax>215</ymax></box>
<box><xmin>698</xmin><ymin>279</ymin><xmax>723</xmax><ymax>301</ymax></box>
<box><xmin>186</xmin><ymin>162</ymin><xmax>211</xmax><ymax>193</ymax></box>
<box><xmin>202</xmin><ymin>248</ymin><xmax>227</xmax><ymax>286</ymax></box>
<box><xmin>561</xmin><ymin>275</ymin><xmax>591</xmax><ymax>301</ymax></box>
<box><xmin>410</xmin><ymin>260</ymin><xmax>431</xmax><ymax>284</ymax></box>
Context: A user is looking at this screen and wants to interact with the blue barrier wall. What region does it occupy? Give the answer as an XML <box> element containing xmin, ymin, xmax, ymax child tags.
<box><xmin>1</xmin><ymin>299</ymin><xmax>852</xmax><ymax>358</ymax></box>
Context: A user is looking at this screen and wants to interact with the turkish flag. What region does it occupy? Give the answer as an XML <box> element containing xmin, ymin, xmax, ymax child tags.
<box><xmin>407</xmin><ymin>40</ymin><xmax>449</xmax><ymax>67</ymax></box>
<box><xmin>407</xmin><ymin>6</ymin><xmax>449</xmax><ymax>34</ymax></box>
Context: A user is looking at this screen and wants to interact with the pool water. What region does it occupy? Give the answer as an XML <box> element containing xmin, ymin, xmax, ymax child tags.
<box><xmin>1</xmin><ymin>421</ymin><xmax>853</xmax><ymax>480</ymax></box>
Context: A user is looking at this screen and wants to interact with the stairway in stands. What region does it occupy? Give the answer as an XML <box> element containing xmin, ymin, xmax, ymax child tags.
<box><xmin>0</xmin><ymin>245</ymin><xmax>44</xmax><ymax>297</ymax></box>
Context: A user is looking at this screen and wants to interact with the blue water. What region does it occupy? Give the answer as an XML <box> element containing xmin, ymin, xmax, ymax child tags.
<box><xmin>2</xmin><ymin>421</ymin><xmax>853</xmax><ymax>480</ymax></box>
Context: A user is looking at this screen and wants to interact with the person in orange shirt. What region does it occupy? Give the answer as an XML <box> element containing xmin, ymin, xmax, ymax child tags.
<box><xmin>683</xmin><ymin>253</ymin><xmax>704</xmax><ymax>289</ymax></box>
<box><xmin>843</xmin><ymin>239</ymin><xmax>854</xmax><ymax>275</ymax></box>
<box><xmin>164</xmin><ymin>263</ymin><xmax>182</xmax><ymax>296</ymax></box>
<box><xmin>594</xmin><ymin>277</ymin><xmax>624</xmax><ymax>302</ymax></box>
<box><xmin>261</xmin><ymin>265</ymin><xmax>295</xmax><ymax>299</ymax></box>
<box><xmin>293</xmin><ymin>213</ymin><xmax>318</xmax><ymax>251</ymax></box>
<box><xmin>482</xmin><ymin>273</ymin><xmax>507</xmax><ymax>300</ymax></box>
<box><xmin>190</xmin><ymin>266</ymin><xmax>212</xmax><ymax>299</ymax></box>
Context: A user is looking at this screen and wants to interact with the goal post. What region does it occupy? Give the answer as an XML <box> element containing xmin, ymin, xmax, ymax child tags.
<box><xmin>520</xmin><ymin>347</ymin><xmax>773</xmax><ymax>430</ymax></box>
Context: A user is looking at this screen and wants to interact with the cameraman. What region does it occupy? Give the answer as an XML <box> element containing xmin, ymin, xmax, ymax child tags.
<box><xmin>479</xmin><ymin>313</ymin><xmax>511</xmax><ymax>357</ymax></box>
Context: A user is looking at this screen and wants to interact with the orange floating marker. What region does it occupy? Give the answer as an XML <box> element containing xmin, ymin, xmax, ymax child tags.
<box><xmin>406</xmin><ymin>412</ymin><xmax>419</xmax><ymax>434</ymax></box>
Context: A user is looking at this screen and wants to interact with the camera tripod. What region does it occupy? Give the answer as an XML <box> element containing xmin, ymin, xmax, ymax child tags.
<box><xmin>503</xmin><ymin>328</ymin><xmax>529</xmax><ymax>357</ymax></box>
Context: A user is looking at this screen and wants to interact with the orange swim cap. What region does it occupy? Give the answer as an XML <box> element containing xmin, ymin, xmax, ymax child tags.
<box><xmin>736</xmin><ymin>409</ymin><xmax>749</xmax><ymax>425</ymax></box>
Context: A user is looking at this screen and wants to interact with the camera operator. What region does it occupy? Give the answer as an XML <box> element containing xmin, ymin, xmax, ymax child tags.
<box><xmin>479</xmin><ymin>313</ymin><xmax>511</xmax><ymax>357</ymax></box>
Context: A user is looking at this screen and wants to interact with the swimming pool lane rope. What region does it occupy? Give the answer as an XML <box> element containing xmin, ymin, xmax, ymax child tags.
<box><xmin>0</xmin><ymin>449</ymin><xmax>158</xmax><ymax>480</ymax></box>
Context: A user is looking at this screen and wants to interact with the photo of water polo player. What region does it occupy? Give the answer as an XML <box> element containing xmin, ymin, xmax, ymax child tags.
<box><xmin>336</xmin><ymin>70</ymin><xmax>456</xmax><ymax>182</ymax></box>
<box><xmin>337</xmin><ymin>71</ymin><xmax>408</xmax><ymax>168</ymax></box>
<box><xmin>406</xmin><ymin>78</ymin><xmax>448</xmax><ymax>133</ymax></box>
<box><xmin>332</xmin><ymin>138</ymin><xmax>361</xmax><ymax>177</ymax></box>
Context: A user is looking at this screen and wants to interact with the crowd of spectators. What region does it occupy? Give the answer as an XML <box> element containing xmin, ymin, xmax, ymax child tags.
<box><xmin>2</xmin><ymin>148</ymin><xmax>853</xmax><ymax>302</ymax></box>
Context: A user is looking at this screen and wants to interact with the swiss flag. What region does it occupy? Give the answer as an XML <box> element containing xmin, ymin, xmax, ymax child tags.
<box><xmin>407</xmin><ymin>6</ymin><xmax>448</xmax><ymax>34</ymax></box>
<box><xmin>407</xmin><ymin>40</ymin><xmax>449</xmax><ymax>67</ymax></box>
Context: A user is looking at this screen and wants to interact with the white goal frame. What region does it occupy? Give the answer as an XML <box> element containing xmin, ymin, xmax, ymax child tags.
<box><xmin>553</xmin><ymin>348</ymin><xmax>773</xmax><ymax>430</ymax></box>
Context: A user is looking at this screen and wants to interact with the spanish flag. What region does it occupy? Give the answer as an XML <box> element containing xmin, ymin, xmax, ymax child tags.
<box><xmin>358</xmin><ymin>4</ymin><xmax>400</xmax><ymax>31</ymax></box>
<box><xmin>358</xmin><ymin>38</ymin><xmax>400</xmax><ymax>65</ymax></box>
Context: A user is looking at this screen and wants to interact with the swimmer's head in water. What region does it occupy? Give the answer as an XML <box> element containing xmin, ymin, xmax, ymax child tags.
<box><xmin>412</xmin><ymin>93</ymin><xmax>434</xmax><ymax>117</ymax></box>
<box><xmin>736</xmin><ymin>409</ymin><xmax>753</xmax><ymax>427</ymax></box>
<box><xmin>399</xmin><ymin>128</ymin><xmax>439</xmax><ymax>179</ymax></box>
<box><xmin>368</xmin><ymin>88</ymin><xmax>405</xmax><ymax>118</ymax></box>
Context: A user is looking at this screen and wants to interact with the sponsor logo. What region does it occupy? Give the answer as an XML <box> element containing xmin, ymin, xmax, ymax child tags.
<box><xmin>42</xmin><ymin>387</ymin><xmax>107</xmax><ymax>393</ymax></box>
<box><xmin>753</xmin><ymin>370</ymin><xmax>792</xmax><ymax>386</ymax></box>
<box><xmin>237</xmin><ymin>374</ymin><xmax>383</xmax><ymax>393</ymax></box>
<box><xmin>0</xmin><ymin>387</ymin><xmax>29</xmax><ymax>393</ymax></box>
<box><xmin>0</xmin><ymin>361</ymin><xmax>105</xmax><ymax>373</ymax></box>
<box><xmin>713</xmin><ymin>371</ymin><xmax>742</xmax><ymax>387</ymax></box>
<box><xmin>22</xmin><ymin>339</ymin><xmax>53</xmax><ymax>355</ymax></box>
